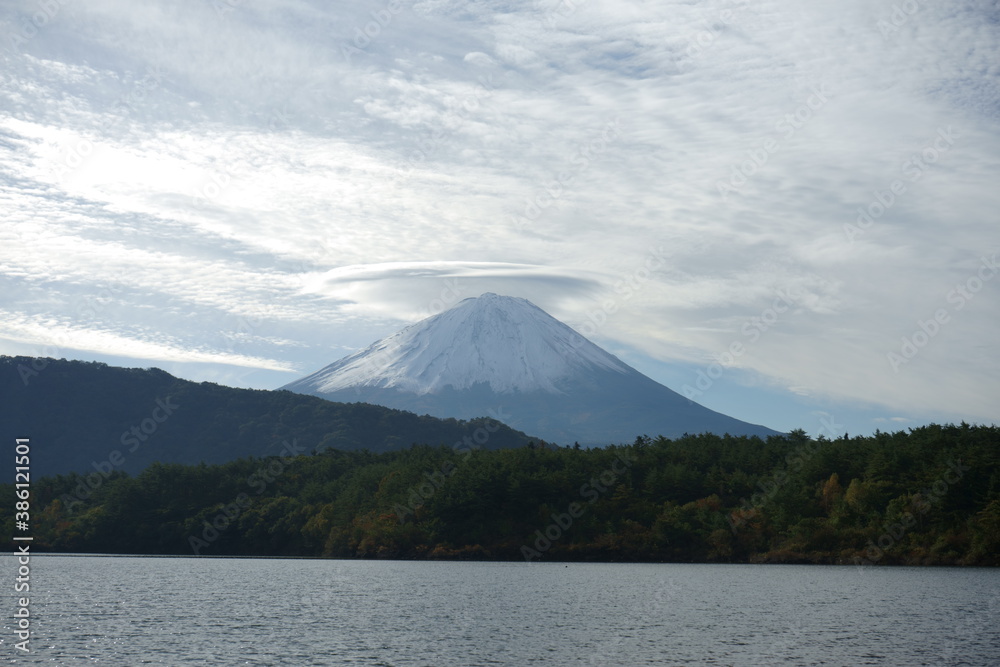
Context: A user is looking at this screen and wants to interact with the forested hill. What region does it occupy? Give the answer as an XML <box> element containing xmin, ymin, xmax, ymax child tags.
<box><xmin>7</xmin><ymin>424</ymin><xmax>998</xmax><ymax>565</ymax></box>
<box><xmin>0</xmin><ymin>356</ymin><xmax>537</xmax><ymax>478</ymax></box>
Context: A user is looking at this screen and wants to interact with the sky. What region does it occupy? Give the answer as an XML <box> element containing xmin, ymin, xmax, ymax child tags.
<box><xmin>1</xmin><ymin>0</ymin><xmax>997</xmax><ymax>438</ymax></box>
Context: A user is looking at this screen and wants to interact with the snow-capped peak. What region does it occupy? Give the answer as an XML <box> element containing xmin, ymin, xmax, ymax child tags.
<box><xmin>296</xmin><ymin>293</ymin><xmax>630</xmax><ymax>395</ymax></box>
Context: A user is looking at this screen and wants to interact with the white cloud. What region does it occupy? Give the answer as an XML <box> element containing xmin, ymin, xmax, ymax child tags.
<box><xmin>0</xmin><ymin>0</ymin><xmax>997</xmax><ymax>431</ymax></box>
<box><xmin>0</xmin><ymin>308</ymin><xmax>296</xmax><ymax>371</ymax></box>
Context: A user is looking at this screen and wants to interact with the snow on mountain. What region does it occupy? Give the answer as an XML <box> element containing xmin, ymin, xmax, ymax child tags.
<box><xmin>295</xmin><ymin>293</ymin><xmax>629</xmax><ymax>395</ymax></box>
<box><xmin>283</xmin><ymin>293</ymin><xmax>780</xmax><ymax>443</ymax></box>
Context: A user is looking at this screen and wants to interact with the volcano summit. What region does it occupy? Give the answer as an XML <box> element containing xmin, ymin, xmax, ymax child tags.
<box><xmin>283</xmin><ymin>293</ymin><xmax>779</xmax><ymax>444</ymax></box>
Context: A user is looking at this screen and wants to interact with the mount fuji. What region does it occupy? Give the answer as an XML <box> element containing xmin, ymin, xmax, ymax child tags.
<box><xmin>282</xmin><ymin>293</ymin><xmax>780</xmax><ymax>444</ymax></box>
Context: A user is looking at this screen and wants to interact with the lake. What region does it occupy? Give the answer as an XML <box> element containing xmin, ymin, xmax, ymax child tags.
<box><xmin>2</xmin><ymin>556</ymin><xmax>998</xmax><ymax>665</ymax></box>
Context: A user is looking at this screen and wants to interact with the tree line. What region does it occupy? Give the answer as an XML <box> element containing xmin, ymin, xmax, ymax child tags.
<box><xmin>3</xmin><ymin>423</ymin><xmax>998</xmax><ymax>565</ymax></box>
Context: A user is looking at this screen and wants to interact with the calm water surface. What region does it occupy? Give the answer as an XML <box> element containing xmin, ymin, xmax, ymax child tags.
<box><xmin>2</xmin><ymin>556</ymin><xmax>998</xmax><ymax>665</ymax></box>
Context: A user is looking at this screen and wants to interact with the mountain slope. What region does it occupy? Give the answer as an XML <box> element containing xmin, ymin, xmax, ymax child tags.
<box><xmin>290</xmin><ymin>293</ymin><xmax>628</xmax><ymax>395</ymax></box>
<box><xmin>0</xmin><ymin>356</ymin><xmax>536</xmax><ymax>479</ymax></box>
<box><xmin>284</xmin><ymin>293</ymin><xmax>780</xmax><ymax>443</ymax></box>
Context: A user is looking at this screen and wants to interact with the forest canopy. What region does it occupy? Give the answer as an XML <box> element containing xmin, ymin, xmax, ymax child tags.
<box><xmin>4</xmin><ymin>423</ymin><xmax>998</xmax><ymax>566</ymax></box>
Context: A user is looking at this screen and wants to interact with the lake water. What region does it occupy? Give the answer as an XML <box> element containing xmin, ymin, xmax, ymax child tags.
<box><xmin>2</xmin><ymin>556</ymin><xmax>998</xmax><ymax>665</ymax></box>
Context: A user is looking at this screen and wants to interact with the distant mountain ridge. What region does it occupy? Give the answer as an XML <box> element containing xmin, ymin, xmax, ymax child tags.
<box><xmin>0</xmin><ymin>356</ymin><xmax>536</xmax><ymax>479</ymax></box>
<box><xmin>283</xmin><ymin>293</ymin><xmax>780</xmax><ymax>443</ymax></box>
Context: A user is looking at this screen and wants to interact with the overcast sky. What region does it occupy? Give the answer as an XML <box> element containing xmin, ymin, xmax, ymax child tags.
<box><xmin>1</xmin><ymin>0</ymin><xmax>997</xmax><ymax>437</ymax></box>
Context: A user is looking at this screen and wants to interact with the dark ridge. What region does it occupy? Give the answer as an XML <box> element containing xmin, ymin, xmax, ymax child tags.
<box><xmin>1</xmin><ymin>356</ymin><xmax>538</xmax><ymax>479</ymax></box>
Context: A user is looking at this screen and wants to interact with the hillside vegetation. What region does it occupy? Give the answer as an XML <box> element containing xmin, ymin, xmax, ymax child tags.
<box><xmin>6</xmin><ymin>424</ymin><xmax>998</xmax><ymax>565</ymax></box>
<box><xmin>1</xmin><ymin>356</ymin><xmax>535</xmax><ymax>478</ymax></box>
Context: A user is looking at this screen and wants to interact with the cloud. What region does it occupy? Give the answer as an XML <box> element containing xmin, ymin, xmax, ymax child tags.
<box><xmin>298</xmin><ymin>260</ymin><xmax>606</xmax><ymax>319</ymax></box>
<box><xmin>0</xmin><ymin>307</ymin><xmax>296</xmax><ymax>371</ymax></box>
<box><xmin>0</xmin><ymin>0</ymin><xmax>997</xmax><ymax>430</ymax></box>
